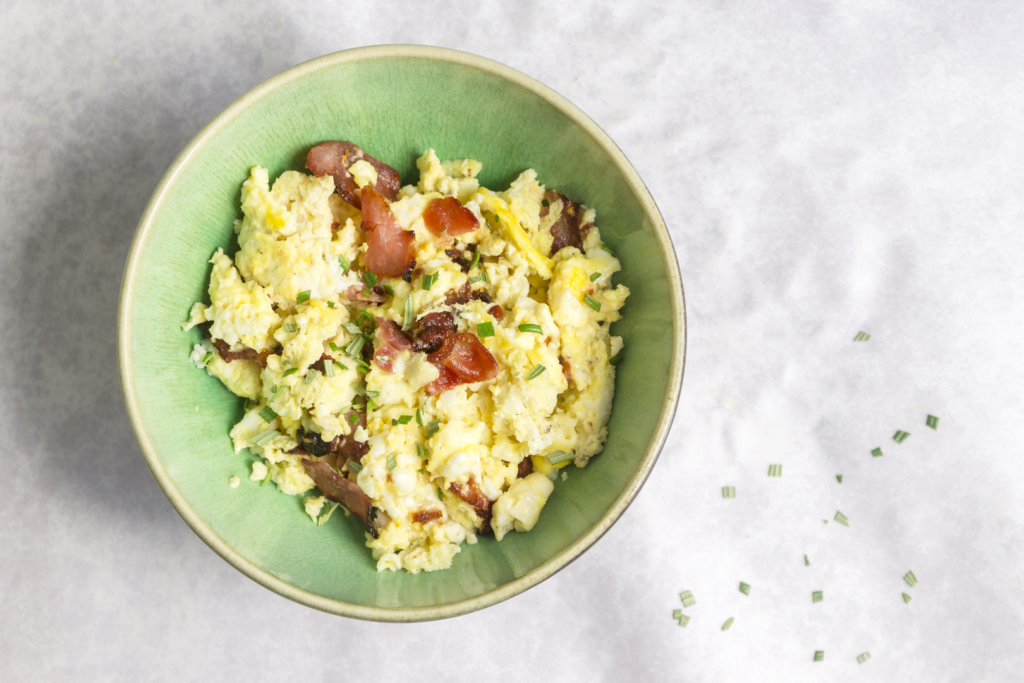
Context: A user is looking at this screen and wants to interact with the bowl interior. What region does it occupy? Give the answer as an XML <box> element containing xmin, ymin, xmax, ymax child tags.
<box><xmin>120</xmin><ymin>48</ymin><xmax>682</xmax><ymax>620</ymax></box>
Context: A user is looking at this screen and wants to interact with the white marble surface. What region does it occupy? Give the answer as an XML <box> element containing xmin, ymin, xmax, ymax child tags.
<box><xmin>3</xmin><ymin>1</ymin><xmax>1024</xmax><ymax>680</ymax></box>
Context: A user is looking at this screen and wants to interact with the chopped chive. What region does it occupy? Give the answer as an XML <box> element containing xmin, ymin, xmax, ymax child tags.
<box><xmin>610</xmin><ymin>354</ymin><xmax>621</xmax><ymax>365</ymax></box>
<box><xmin>202</xmin><ymin>352</ymin><xmax>214</xmax><ymax>365</ymax></box>
<box><xmin>329</xmin><ymin>342</ymin><xmax>340</xmax><ymax>352</ymax></box>
<box><xmin>282</xmin><ymin>368</ymin><xmax>298</xmax><ymax>377</ymax></box>
<box><xmin>416</xmin><ymin>443</ymin><xmax>426</xmax><ymax>460</ymax></box>
<box><xmin>676</xmin><ymin>614</ymin><xmax>690</xmax><ymax>627</ymax></box>
<box><xmin>481</xmin><ymin>269</ymin><xmax>489</xmax><ymax>283</ymax></box>
<box><xmin>722</xmin><ymin>486</ymin><xmax>736</xmax><ymax>498</ymax></box>
<box><xmin>324</xmin><ymin>360</ymin><xmax>335</xmax><ymax>378</ymax></box>
<box><xmin>812</xmin><ymin>591</ymin><xmax>823</xmax><ymax>603</ymax></box>
<box><xmin>836</xmin><ymin>474</ymin><xmax>843</xmax><ymax>483</ymax></box>
<box><xmin>347</xmin><ymin>413</ymin><xmax>360</xmax><ymax>425</ymax></box>
<box><xmin>387</xmin><ymin>453</ymin><xmax>397</xmax><ymax>471</ymax></box>
<box><xmin>546</xmin><ymin>450</ymin><xmax>574</xmax><ymax>465</ymax></box>
<box><xmin>403</xmin><ymin>295</ymin><xmax>415</xmax><ymax>331</ymax></box>
<box><xmin>317</xmin><ymin>502</ymin><xmax>339</xmax><ymax>526</ymax></box>
<box><xmin>902</xmin><ymin>592</ymin><xmax>912</xmax><ymax>604</ymax></box>
<box><xmin>367</xmin><ymin>399</ymin><xmax>379</xmax><ymax>412</ymax></box>
<box><xmin>721</xmin><ymin>617</ymin><xmax>734</xmax><ymax>631</ymax></box>
<box><xmin>334</xmin><ymin>359</ymin><xmax>348</xmax><ymax>371</ymax></box>
<box><xmin>353</xmin><ymin>358</ymin><xmax>370</xmax><ymax>372</ymax></box>
<box><xmin>270</xmin><ymin>385</ymin><xmax>280</xmax><ymax>396</ymax></box>
<box><xmin>347</xmin><ymin>459</ymin><xmax>362</xmax><ymax>474</ymax></box>
<box><xmin>351</xmin><ymin>382</ymin><xmax>367</xmax><ymax>397</ymax></box>
<box><xmin>358</xmin><ymin>311</ymin><xmax>377</xmax><ymax>331</ymax></box>
<box><xmin>415</xmin><ymin>408</ymin><xmax>424</xmax><ymax>427</ymax></box>
<box><xmin>903</xmin><ymin>570</ymin><xmax>917</xmax><ymax>587</ymax></box>
<box><xmin>767</xmin><ymin>464</ymin><xmax>782</xmax><ymax>477</ymax></box>
<box><xmin>834</xmin><ymin>510</ymin><xmax>849</xmax><ymax>526</ymax></box>
<box><xmin>342</xmin><ymin>322</ymin><xmax>363</xmax><ymax>336</ymax></box>
<box><xmin>871</xmin><ymin>447</ymin><xmax>883</xmax><ymax>457</ymax></box>
<box><xmin>679</xmin><ymin>590</ymin><xmax>696</xmax><ymax>608</ymax></box>
<box><xmin>422</xmin><ymin>273</ymin><xmax>436</xmax><ymax>290</ymax></box>
<box><xmin>469</xmin><ymin>250</ymin><xmax>481</xmax><ymax>271</ymax></box>
<box><xmin>437</xmin><ymin>487</ymin><xmax>444</xmax><ymax>501</ymax></box>
<box><xmin>284</xmin><ymin>323</ymin><xmax>297</xmax><ymax>333</ymax></box>
<box><xmin>337</xmin><ymin>254</ymin><xmax>350</xmax><ymax>274</ymax></box>
<box><xmin>362</xmin><ymin>272</ymin><xmax>378</xmax><ymax>288</ymax></box>
<box><xmin>590</xmin><ymin>271</ymin><xmax>601</xmax><ymax>282</ymax></box>
<box><xmin>477</xmin><ymin>322</ymin><xmax>495</xmax><ymax>338</ymax></box>
<box><xmin>397</xmin><ymin>415</ymin><xmax>412</xmax><ymax>425</ymax></box>
<box><xmin>526</xmin><ymin>365</ymin><xmax>546</xmax><ymax>381</ymax></box>
<box><xmin>327</xmin><ymin>301</ymin><xmax>335</xmax><ymax>308</ymax></box>
<box><xmin>366</xmin><ymin>389</ymin><xmax>379</xmax><ymax>398</ymax></box>
<box><xmin>383</xmin><ymin>284</ymin><xmax>394</xmax><ymax>296</ymax></box>
<box><xmin>601</xmin><ymin>244</ymin><xmax>615</xmax><ymax>256</ymax></box>
<box><xmin>893</xmin><ymin>430</ymin><xmax>910</xmax><ymax>443</ymax></box>
<box><xmin>583</xmin><ymin>294</ymin><xmax>601</xmax><ymax>311</ymax></box>
<box><xmin>260</xmin><ymin>469</ymin><xmax>272</xmax><ymax>486</ymax></box>
<box><xmin>296</xmin><ymin>290</ymin><xmax>311</xmax><ymax>304</ymax></box>
<box><xmin>258</xmin><ymin>406</ymin><xmax>277</xmax><ymax>423</ymax></box>
<box><xmin>804</xmin><ymin>554</ymin><xmax>810</xmax><ymax>566</ymax></box>
<box><xmin>391</xmin><ymin>419</ymin><xmax>397</xmax><ymax>426</ymax></box>
<box><xmin>467</xmin><ymin>274</ymin><xmax>482</xmax><ymax>285</ymax></box>
<box><xmin>425</xmin><ymin>419</ymin><xmax>440</xmax><ymax>438</ymax></box>
<box><xmin>672</xmin><ymin>609</ymin><xmax>682</xmax><ymax>619</ymax></box>
<box><xmin>345</xmin><ymin>336</ymin><xmax>364</xmax><ymax>357</ymax></box>
<box><xmin>739</xmin><ymin>582</ymin><xmax>751</xmax><ymax>595</ymax></box>
<box><xmin>853</xmin><ymin>331</ymin><xmax>871</xmax><ymax>341</ymax></box>
<box><xmin>857</xmin><ymin>653</ymin><xmax>871</xmax><ymax>665</ymax></box>
<box><xmin>518</xmin><ymin>323</ymin><xmax>543</xmax><ymax>334</ymax></box>
<box><xmin>813</xmin><ymin>651</ymin><xmax>824</xmax><ymax>663</ymax></box>
<box><xmin>304</xmin><ymin>369</ymin><xmax>320</xmax><ymax>384</ymax></box>
<box><xmin>926</xmin><ymin>414</ymin><xmax>939</xmax><ymax>429</ymax></box>
<box><xmin>249</xmin><ymin>430</ymin><xmax>280</xmax><ymax>448</ymax></box>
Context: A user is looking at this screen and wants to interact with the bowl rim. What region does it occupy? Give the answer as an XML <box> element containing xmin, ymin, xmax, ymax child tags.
<box><xmin>117</xmin><ymin>44</ymin><xmax>686</xmax><ymax>622</ymax></box>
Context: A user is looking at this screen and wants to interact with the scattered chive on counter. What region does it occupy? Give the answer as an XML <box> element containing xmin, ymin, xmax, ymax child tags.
<box><xmin>834</xmin><ymin>511</ymin><xmax>849</xmax><ymax>526</ymax></box>
<box><xmin>813</xmin><ymin>651</ymin><xmax>824</xmax><ymax>663</ymax></box>
<box><xmin>739</xmin><ymin>582</ymin><xmax>751</xmax><ymax>595</ymax></box>
<box><xmin>853</xmin><ymin>331</ymin><xmax>871</xmax><ymax>341</ymax></box>
<box><xmin>812</xmin><ymin>591</ymin><xmax>823</xmax><ymax>603</ymax></box>
<box><xmin>677</xmin><ymin>614</ymin><xmax>690</xmax><ymax>627</ymax></box>
<box><xmin>836</xmin><ymin>474</ymin><xmax>843</xmax><ymax>483</ymax></box>
<box><xmin>679</xmin><ymin>590</ymin><xmax>696</xmax><ymax>608</ymax></box>
<box><xmin>893</xmin><ymin>430</ymin><xmax>910</xmax><ymax>443</ymax></box>
<box><xmin>804</xmin><ymin>554</ymin><xmax>810</xmax><ymax>566</ymax></box>
<box><xmin>768</xmin><ymin>464</ymin><xmax>782</xmax><ymax>477</ymax></box>
<box><xmin>857</xmin><ymin>653</ymin><xmax>871</xmax><ymax>664</ymax></box>
<box><xmin>722</xmin><ymin>486</ymin><xmax>736</xmax><ymax>498</ymax></box>
<box><xmin>903</xmin><ymin>571</ymin><xmax>918</xmax><ymax>587</ymax></box>
<box><xmin>721</xmin><ymin>617</ymin><xmax>734</xmax><ymax>631</ymax></box>
<box><xmin>903</xmin><ymin>592</ymin><xmax>913</xmax><ymax>604</ymax></box>
<box><xmin>926</xmin><ymin>414</ymin><xmax>939</xmax><ymax>429</ymax></box>
<box><xmin>871</xmin><ymin>447</ymin><xmax>883</xmax><ymax>458</ymax></box>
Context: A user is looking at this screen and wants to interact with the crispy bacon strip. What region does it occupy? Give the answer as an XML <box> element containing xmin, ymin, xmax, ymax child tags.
<box><xmin>413</xmin><ymin>509</ymin><xmax>443</xmax><ymax>524</ymax></box>
<box><xmin>211</xmin><ymin>338</ymin><xmax>274</xmax><ymax>368</ymax></box>
<box><xmin>546</xmin><ymin>190</ymin><xmax>585</xmax><ymax>255</ymax></box>
<box><xmin>424</xmin><ymin>196</ymin><xmax>479</xmax><ymax>237</ymax></box>
<box><xmin>305</xmin><ymin>141</ymin><xmax>400</xmax><ymax>209</ymax></box>
<box><xmin>373</xmin><ymin>318</ymin><xmax>413</xmax><ymax>373</ymax></box>
<box><xmin>443</xmin><ymin>282</ymin><xmax>491</xmax><ymax>306</ymax></box>
<box><xmin>425</xmin><ymin>333</ymin><xmax>499</xmax><ymax>395</ymax></box>
<box><xmin>344</xmin><ymin>284</ymin><xmax>388</xmax><ymax>304</ymax></box>
<box><xmin>413</xmin><ymin>312</ymin><xmax>455</xmax><ymax>355</ymax></box>
<box><xmin>488</xmin><ymin>304</ymin><xmax>503</xmax><ymax>320</ymax></box>
<box><xmin>361</xmin><ymin>186</ymin><xmax>416</xmax><ymax>279</ymax></box>
<box><xmin>301</xmin><ymin>459</ymin><xmax>378</xmax><ymax>538</ymax></box>
<box><xmin>517</xmin><ymin>456</ymin><xmax>534</xmax><ymax>479</ymax></box>
<box><xmin>449</xmin><ymin>478</ymin><xmax>493</xmax><ymax>534</ymax></box>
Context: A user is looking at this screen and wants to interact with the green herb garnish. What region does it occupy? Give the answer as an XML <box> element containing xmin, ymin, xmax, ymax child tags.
<box><xmin>903</xmin><ymin>570</ymin><xmax>917</xmax><ymax>587</ymax></box>
<box><xmin>679</xmin><ymin>590</ymin><xmax>696</xmax><ymax>608</ymax></box>
<box><xmin>836</xmin><ymin>474</ymin><xmax>843</xmax><ymax>483</ymax></box>
<box><xmin>739</xmin><ymin>582</ymin><xmax>750</xmax><ymax>595</ymax></box>
<box><xmin>546</xmin><ymin>451</ymin><xmax>574</xmax><ymax>465</ymax></box>
<box><xmin>403</xmin><ymin>295</ymin><xmax>415</xmax><ymax>331</ymax></box>
<box><xmin>518</xmin><ymin>324</ymin><xmax>543</xmax><ymax>334</ymax></box>
<box><xmin>721</xmin><ymin>617</ymin><xmax>734</xmax><ymax>631</ymax></box>
<box><xmin>768</xmin><ymin>464</ymin><xmax>782</xmax><ymax>477</ymax></box>
<box><xmin>601</xmin><ymin>244</ymin><xmax>615</xmax><ymax>256</ymax></box>
<box><xmin>583</xmin><ymin>294</ymin><xmax>601</xmax><ymax>311</ymax></box>
<box><xmin>676</xmin><ymin>614</ymin><xmax>690</xmax><ymax>627</ymax></box>
<box><xmin>477</xmin><ymin>322</ymin><xmax>495</xmax><ymax>338</ymax></box>
<box><xmin>304</xmin><ymin>369</ymin><xmax>320</xmax><ymax>384</ymax></box>
<box><xmin>347</xmin><ymin>413</ymin><xmax>360</xmax><ymax>425</ymax></box>
<box><xmin>345</xmin><ymin>336</ymin><xmax>364</xmax><ymax>357</ymax></box>
<box><xmin>362</xmin><ymin>272</ymin><xmax>378</xmax><ymax>288</ymax></box>
<box><xmin>893</xmin><ymin>430</ymin><xmax>910</xmax><ymax>443</ymax></box>
<box><xmin>902</xmin><ymin>592</ymin><xmax>912</xmax><ymax>604</ymax></box>
<box><xmin>397</xmin><ymin>415</ymin><xmax>412</xmax><ymax>425</ymax></box>
<box><xmin>812</xmin><ymin>591</ymin><xmax>823</xmax><ymax>603</ymax></box>
<box><xmin>324</xmin><ymin>360</ymin><xmax>335</xmax><ymax>378</ymax></box>
<box><xmin>722</xmin><ymin>486</ymin><xmax>736</xmax><ymax>498</ymax></box>
<box><xmin>258</xmin><ymin>406</ymin><xmax>277</xmax><ymax>423</ymax></box>
<box><xmin>282</xmin><ymin>368</ymin><xmax>298</xmax><ymax>377</ymax></box>
<box><xmin>249</xmin><ymin>430</ymin><xmax>280</xmax><ymax>448</ymax></box>
<box><xmin>857</xmin><ymin>653</ymin><xmax>871</xmax><ymax>665</ymax></box>
<box><xmin>327</xmin><ymin>301</ymin><xmax>335</xmax><ymax>308</ymax></box>
<box><xmin>926</xmin><ymin>414</ymin><xmax>939</xmax><ymax>429</ymax></box>
<box><xmin>387</xmin><ymin>453</ymin><xmax>397</xmax><ymax>471</ymax></box>
<box><xmin>804</xmin><ymin>554</ymin><xmax>810</xmax><ymax>566</ymax></box>
<box><xmin>416</xmin><ymin>443</ymin><xmax>426</xmax><ymax>460</ymax></box>
<box><xmin>284</xmin><ymin>323</ymin><xmax>297</xmax><ymax>333</ymax></box>
<box><xmin>425</xmin><ymin>419</ymin><xmax>440</xmax><ymax>438</ymax></box>
<box><xmin>338</xmin><ymin>254</ymin><xmax>350</xmax><ymax>274</ymax></box>
<box><xmin>853</xmin><ymin>331</ymin><xmax>871</xmax><ymax>341</ymax></box>
<box><xmin>469</xmin><ymin>250</ymin><xmax>481</xmax><ymax>271</ymax></box>
<box><xmin>834</xmin><ymin>510</ymin><xmax>849</xmax><ymax>526</ymax></box>
<box><xmin>590</xmin><ymin>272</ymin><xmax>601</xmax><ymax>282</ymax></box>
<box><xmin>347</xmin><ymin>459</ymin><xmax>362</xmax><ymax>474</ymax></box>
<box><xmin>871</xmin><ymin>447</ymin><xmax>883</xmax><ymax>457</ymax></box>
<box><xmin>610</xmin><ymin>354</ymin><xmax>621</xmax><ymax>365</ymax></box>
<box><xmin>415</xmin><ymin>408</ymin><xmax>424</xmax><ymax>427</ymax></box>
<box><xmin>813</xmin><ymin>651</ymin><xmax>824</xmax><ymax>663</ymax></box>
<box><xmin>202</xmin><ymin>351</ymin><xmax>214</xmax><ymax>365</ymax></box>
<box><xmin>334</xmin><ymin>359</ymin><xmax>348</xmax><ymax>371</ymax></box>
<box><xmin>422</xmin><ymin>272</ymin><xmax>436</xmax><ymax>290</ymax></box>
<box><xmin>296</xmin><ymin>290</ymin><xmax>311</xmax><ymax>304</ymax></box>
<box><xmin>526</xmin><ymin>365</ymin><xmax>546</xmax><ymax>381</ymax></box>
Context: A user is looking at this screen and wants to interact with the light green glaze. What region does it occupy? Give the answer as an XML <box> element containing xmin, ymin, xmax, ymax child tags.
<box><xmin>118</xmin><ymin>46</ymin><xmax>685</xmax><ymax>621</ymax></box>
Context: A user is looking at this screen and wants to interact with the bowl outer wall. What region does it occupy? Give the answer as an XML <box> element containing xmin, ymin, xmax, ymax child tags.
<box><xmin>117</xmin><ymin>45</ymin><xmax>686</xmax><ymax>621</ymax></box>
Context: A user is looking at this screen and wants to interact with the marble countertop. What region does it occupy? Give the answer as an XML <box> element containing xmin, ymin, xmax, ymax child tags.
<box><xmin>3</xmin><ymin>1</ymin><xmax>1023</xmax><ymax>680</ymax></box>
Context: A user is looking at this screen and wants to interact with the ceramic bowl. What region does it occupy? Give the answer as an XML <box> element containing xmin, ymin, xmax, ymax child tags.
<box><xmin>118</xmin><ymin>45</ymin><xmax>685</xmax><ymax>621</ymax></box>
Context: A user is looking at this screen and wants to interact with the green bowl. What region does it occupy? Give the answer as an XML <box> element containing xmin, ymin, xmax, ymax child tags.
<box><xmin>118</xmin><ymin>45</ymin><xmax>685</xmax><ymax>621</ymax></box>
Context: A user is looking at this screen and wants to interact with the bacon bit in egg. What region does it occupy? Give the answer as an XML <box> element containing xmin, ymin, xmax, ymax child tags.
<box><xmin>423</xmin><ymin>196</ymin><xmax>479</xmax><ymax>238</ymax></box>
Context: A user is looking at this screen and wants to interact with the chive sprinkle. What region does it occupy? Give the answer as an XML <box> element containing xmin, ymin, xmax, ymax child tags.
<box><xmin>583</xmin><ymin>294</ymin><xmax>601</xmax><ymax>312</ymax></box>
<box><xmin>258</xmin><ymin>406</ymin><xmax>277</xmax><ymax>423</ymax></box>
<box><xmin>347</xmin><ymin>459</ymin><xmax>362</xmax><ymax>474</ymax></box>
<box><xmin>926</xmin><ymin>414</ymin><xmax>939</xmax><ymax>429</ymax></box>
<box><xmin>317</xmin><ymin>502</ymin><xmax>339</xmax><ymax>526</ymax></box>
<box><xmin>260</xmin><ymin>469</ymin><xmax>272</xmax><ymax>486</ymax></box>
<box><xmin>518</xmin><ymin>323</ymin><xmax>543</xmax><ymax>334</ymax></box>
<box><xmin>202</xmin><ymin>352</ymin><xmax>214</xmax><ymax>365</ymax></box>
<box><xmin>403</xmin><ymin>295</ymin><xmax>415</xmax><ymax>331</ymax></box>
<box><xmin>304</xmin><ymin>369</ymin><xmax>320</xmax><ymax>384</ymax></box>
<box><xmin>425</xmin><ymin>419</ymin><xmax>440</xmax><ymax>438</ymax></box>
<box><xmin>249</xmin><ymin>430</ymin><xmax>280</xmax><ymax>448</ymax></box>
<box><xmin>416</xmin><ymin>443</ymin><xmax>426</xmax><ymax>460</ymax></box>
<box><xmin>338</xmin><ymin>254</ymin><xmax>350</xmax><ymax>274</ymax></box>
<box><xmin>590</xmin><ymin>271</ymin><xmax>601</xmax><ymax>282</ymax></box>
<box><xmin>282</xmin><ymin>368</ymin><xmax>298</xmax><ymax>377</ymax></box>
<box><xmin>362</xmin><ymin>272</ymin><xmax>378</xmax><ymax>288</ymax></box>
<box><xmin>387</xmin><ymin>453</ymin><xmax>397</xmax><ymax>471</ymax></box>
<box><xmin>871</xmin><ymin>447</ymin><xmax>884</xmax><ymax>458</ymax></box>
<box><xmin>610</xmin><ymin>354</ymin><xmax>621</xmax><ymax>365</ymax></box>
<box><xmin>469</xmin><ymin>250</ymin><xmax>481</xmax><ymax>271</ymax></box>
<box><xmin>836</xmin><ymin>474</ymin><xmax>843</xmax><ymax>483</ymax></box>
<box><xmin>722</xmin><ymin>486</ymin><xmax>736</xmax><ymax>498</ymax></box>
<box><xmin>679</xmin><ymin>590</ymin><xmax>696</xmax><ymax>608</ymax></box>
<box><xmin>345</xmin><ymin>336</ymin><xmax>364</xmax><ymax>357</ymax></box>
<box><xmin>324</xmin><ymin>360</ymin><xmax>335</xmax><ymax>378</ymax></box>
<box><xmin>893</xmin><ymin>430</ymin><xmax>910</xmax><ymax>443</ymax></box>
<box><xmin>812</xmin><ymin>591</ymin><xmax>823</xmax><ymax>603</ymax></box>
<box><xmin>342</xmin><ymin>322</ymin><xmax>363</xmax><ymax>335</ymax></box>
<box><xmin>329</xmin><ymin>341</ymin><xmax>340</xmax><ymax>352</ymax></box>
<box><xmin>437</xmin><ymin>487</ymin><xmax>444</xmax><ymax>501</ymax></box>
<box><xmin>721</xmin><ymin>617</ymin><xmax>734</xmax><ymax>631</ymax></box>
<box><xmin>284</xmin><ymin>323</ymin><xmax>297</xmax><ymax>333</ymax></box>
<box><xmin>481</xmin><ymin>270</ymin><xmax>489</xmax><ymax>283</ymax></box>
<box><xmin>676</xmin><ymin>614</ymin><xmax>690</xmax><ymax>627</ymax></box>
<box><xmin>813</xmin><ymin>651</ymin><xmax>824</xmax><ymax>663</ymax></box>
<box><xmin>422</xmin><ymin>272</ymin><xmax>436</xmax><ymax>291</ymax></box>
<box><xmin>804</xmin><ymin>554</ymin><xmax>810</xmax><ymax>566</ymax></box>
<box><xmin>296</xmin><ymin>290</ymin><xmax>311</xmax><ymax>304</ymax></box>
<box><xmin>903</xmin><ymin>571</ymin><xmax>918</xmax><ymax>587</ymax></box>
<box><xmin>739</xmin><ymin>582</ymin><xmax>751</xmax><ymax>595</ymax></box>
<box><xmin>327</xmin><ymin>301</ymin><xmax>335</xmax><ymax>308</ymax></box>
<box><xmin>382</xmin><ymin>284</ymin><xmax>394</xmax><ymax>296</ymax></box>
<box><xmin>334</xmin><ymin>359</ymin><xmax>348</xmax><ymax>371</ymax></box>
<box><xmin>546</xmin><ymin>450</ymin><xmax>574</xmax><ymax>465</ymax></box>
<box><xmin>672</xmin><ymin>609</ymin><xmax>682</xmax><ymax>619</ymax></box>
<box><xmin>903</xmin><ymin>592</ymin><xmax>912</xmax><ymax>604</ymax></box>
<box><xmin>835</xmin><ymin>510</ymin><xmax>850</xmax><ymax>526</ymax></box>
<box><xmin>526</xmin><ymin>365</ymin><xmax>546</xmax><ymax>381</ymax></box>
<box><xmin>397</xmin><ymin>415</ymin><xmax>412</xmax><ymax>425</ymax></box>
<box><xmin>767</xmin><ymin>464</ymin><xmax>782</xmax><ymax>477</ymax></box>
<box><xmin>416</xmin><ymin>408</ymin><xmax>424</xmax><ymax>427</ymax></box>
<box><xmin>477</xmin><ymin>322</ymin><xmax>495</xmax><ymax>338</ymax></box>
<box><xmin>601</xmin><ymin>244</ymin><xmax>615</xmax><ymax>256</ymax></box>
<box><xmin>853</xmin><ymin>331</ymin><xmax>871</xmax><ymax>341</ymax></box>
<box><xmin>353</xmin><ymin>358</ymin><xmax>370</xmax><ymax>373</ymax></box>
<box><xmin>358</xmin><ymin>311</ymin><xmax>377</xmax><ymax>331</ymax></box>
<box><xmin>857</xmin><ymin>653</ymin><xmax>871</xmax><ymax>665</ymax></box>
<box><xmin>347</xmin><ymin>413</ymin><xmax>360</xmax><ymax>425</ymax></box>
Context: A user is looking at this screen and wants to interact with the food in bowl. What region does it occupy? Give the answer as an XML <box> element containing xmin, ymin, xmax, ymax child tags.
<box><xmin>183</xmin><ymin>141</ymin><xmax>629</xmax><ymax>573</ymax></box>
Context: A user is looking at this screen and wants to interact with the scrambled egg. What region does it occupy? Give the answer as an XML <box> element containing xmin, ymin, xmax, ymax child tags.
<box><xmin>184</xmin><ymin>149</ymin><xmax>629</xmax><ymax>573</ymax></box>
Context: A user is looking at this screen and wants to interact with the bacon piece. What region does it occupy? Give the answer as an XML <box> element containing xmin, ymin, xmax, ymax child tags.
<box><xmin>488</xmin><ymin>304</ymin><xmax>503</xmax><ymax>320</ymax></box>
<box><xmin>425</xmin><ymin>333</ymin><xmax>499</xmax><ymax>395</ymax></box>
<box><xmin>301</xmin><ymin>459</ymin><xmax>378</xmax><ymax>538</ymax></box>
<box><xmin>211</xmin><ymin>338</ymin><xmax>274</xmax><ymax>368</ymax></box>
<box><xmin>559</xmin><ymin>355</ymin><xmax>573</xmax><ymax>386</ymax></box>
<box><xmin>344</xmin><ymin>284</ymin><xmax>388</xmax><ymax>304</ymax></box>
<box><xmin>305</xmin><ymin>141</ymin><xmax>400</xmax><ymax>209</ymax></box>
<box><xmin>546</xmin><ymin>190</ymin><xmax>585</xmax><ymax>255</ymax></box>
<box><xmin>375</xmin><ymin>318</ymin><xmax>412</xmax><ymax>351</ymax></box>
<box><xmin>413</xmin><ymin>311</ymin><xmax>455</xmax><ymax>355</ymax></box>
<box><xmin>424</xmin><ymin>196</ymin><xmax>479</xmax><ymax>238</ymax></box>
<box><xmin>449</xmin><ymin>477</ymin><xmax>493</xmax><ymax>534</ymax></box>
<box><xmin>443</xmin><ymin>282</ymin><xmax>491</xmax><ymax>306</ymax></box>
<box><xmin>517</xmin><ymin>456</ymin><xmax>533</xmax><ymax>479</ymax></box>
<box><xmin>361</xmin><ymin>186</ymin><xmax>416</xmax><ymax>279</ymax></box>
<box><xmin>413</xmin><ymin>509</ymin><xmax>443</xmax><ymax>524</ymax></box>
